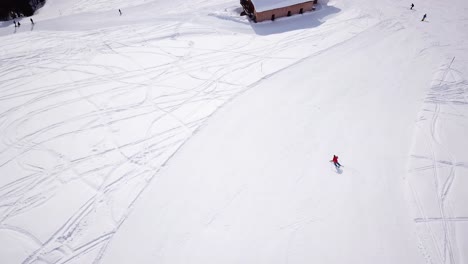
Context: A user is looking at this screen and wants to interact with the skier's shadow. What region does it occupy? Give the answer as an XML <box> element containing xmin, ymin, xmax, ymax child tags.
<box><xmin>335</xmin><ymin>167</ymin><xmax>343</xmax><ymax>174</ymax></box>
<box><xmin>330</xmin><ymin>162</ymin><xmax>343</xmax><ymax>174</ymax></box>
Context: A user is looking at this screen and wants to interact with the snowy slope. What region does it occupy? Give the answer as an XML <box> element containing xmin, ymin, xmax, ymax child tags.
<box><xmin>102</xmin><ymin>19</ymin><xmax>435</xmax><ymax>264</ymax></box>
<box><xmin>0</xmin><ymin>0</ymin><xmax>467</xmax><ymax>263</ymax></box>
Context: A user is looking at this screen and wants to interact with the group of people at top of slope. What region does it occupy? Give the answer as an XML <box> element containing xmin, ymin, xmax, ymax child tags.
<box><xmin>12</xmin><ymin>4</ymin><xmax>428</xmax><ymax>29</ymax></box>
<box><xmin>13</xmin><ymin>18</ymin><xmax>34</xmax><ymax>28</ymax></box>
<box><xmin>410</xmin><ymin>3</ymin><xmax>427</xmax><ymax>21</ymax></box>
<box><xmin>11</xmin><ymin>8</ymin><xmax>125</xmax><ymax>28</ymax></box>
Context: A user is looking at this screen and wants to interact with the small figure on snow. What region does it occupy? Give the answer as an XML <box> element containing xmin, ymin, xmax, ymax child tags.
<box><xmin>410</xmin><ymin>3</ymin><xmax>414</xmax><ymax>10</ymax></box>
<box><xmin>17</xmin><ymin>22</ymin><xmax>21</xmax><ymax>27</ymax></box>
<box><xmin>30</xmin><ymin>18</ymin><xmax>34</xmax><ymax>25</ymax></box>
<box><xmin>330</xmin><ymin>155</ymin><xmax>342</xmax><ymax>169</ymax></box>
<box><xmin>13</xmin><ymin>20</ymin><xmax>17</xmax><ymax>27</ymax></box>
<box><xmin>119</xmin><ymin>9</ymin><xmax>122</xmax><ymax>16</ymax></box>
<box><xmin>421</xmin><ymin>13</ymin><xmax>427</xmax><ymax>21</ymax></box>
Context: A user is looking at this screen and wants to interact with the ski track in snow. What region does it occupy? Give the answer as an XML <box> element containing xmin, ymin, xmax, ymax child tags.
<box><xmin>0</xmin><ymin>3</ymin><xmax>378</xmax><ymax>263</ymax></box>
<box><xmin>409</xmin><ymin>55</ymin><xmax>468</xmax><ymax>264</ymax></box>
<box><xmin>2</xmin><ymin>0</ymin><xmax>467</xmax><ymax>262</ymax></box>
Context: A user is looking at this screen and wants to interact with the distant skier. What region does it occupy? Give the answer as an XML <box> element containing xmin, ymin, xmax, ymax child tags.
<box><xmin>330</xmin><ymin>155</ymin><xmax>342</xmax><ymax>169</ymax></box>
<box><xmin>13</xmin><ymin>20</ymin><xmax>17</xmax><ymax>27</ymax></box>
<box><xmin>421</xmin><ymin>14</ymin><xmax>427</xmax><ymax>21</ymax></box>
<box><xmin>410</xmin><ymin>3</ymin><xmax>414</xmax><ymax>10</ymax></box>
<box><xmin>30</xmin><ymin>18</ymin><xmax>34</xmax><ymax>25</ymax></box>
<box><xmin>119</xmin><ymin>9</ymin><xmax>122</xmax><ymax>16</ymax></box>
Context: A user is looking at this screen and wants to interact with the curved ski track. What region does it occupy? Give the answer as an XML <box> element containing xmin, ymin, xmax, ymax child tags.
<box><xmin>0</xmin><ymin>6</ymin><xmax>377</xmax><ymax>263</ymax></box>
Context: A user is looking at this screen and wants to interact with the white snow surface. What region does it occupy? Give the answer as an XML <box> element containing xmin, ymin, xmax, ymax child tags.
<box><xmin>0</xmin><ymin>0</ymin><xmax>467</xmax><ymax>263</ymax></box>
<box><xmin>250</xmin><ymin>0</ymin><xmax>313</xmax><ymax>13</ymax></box>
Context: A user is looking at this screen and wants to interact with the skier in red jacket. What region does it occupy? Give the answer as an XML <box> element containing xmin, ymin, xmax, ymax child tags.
<box><xmin>331</xmin><ymin>155</ymin><xmax>341</xmax><ymax>168</ymax></box>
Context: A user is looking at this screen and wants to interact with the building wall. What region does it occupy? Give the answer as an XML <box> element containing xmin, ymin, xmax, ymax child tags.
<box><xmin>254</xmin><ymin>1</ymin><xmax>315</xmax><ymax>22</ymax></box>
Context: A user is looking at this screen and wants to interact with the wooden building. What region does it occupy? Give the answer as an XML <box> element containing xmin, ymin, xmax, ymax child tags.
<box><xmin>240</xmin><ymin>0</ymin><xmax>317</xmax><ymax>22</ymax></box>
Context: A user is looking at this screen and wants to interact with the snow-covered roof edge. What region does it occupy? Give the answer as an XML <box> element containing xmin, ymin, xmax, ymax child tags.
<box><xmin>251</xmin><ymin>0</ymin><xmax>314</xmax><ymax>12</ymax></box>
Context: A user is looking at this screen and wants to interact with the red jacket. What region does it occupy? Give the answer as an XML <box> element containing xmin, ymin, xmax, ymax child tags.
<box><xmin>332</xmin><ymin>156</ymin><xmax>338</xmax><ymax>163</ymax></box>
